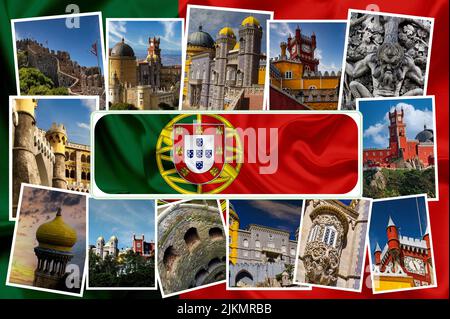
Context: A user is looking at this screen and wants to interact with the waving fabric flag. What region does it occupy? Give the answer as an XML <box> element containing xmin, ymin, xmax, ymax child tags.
<box><xmin>93</xmin><ymin>112</ymin><xmax>360</xmax><ymax>196</ymax></box>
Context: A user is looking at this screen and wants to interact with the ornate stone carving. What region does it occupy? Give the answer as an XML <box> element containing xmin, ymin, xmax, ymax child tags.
<box><xmin>303</xmin><ymin>241</ymin><xmax>340</xmax><ymax>286</ymax></box>
<box><xmin>342</xmin><ymin>13</ymin><xmax>432</xmax><ymax>109</ymax></box>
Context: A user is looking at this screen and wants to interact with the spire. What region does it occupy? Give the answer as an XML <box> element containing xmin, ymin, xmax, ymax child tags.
<box><xmin>387</xmin><ymin>216</ymin><xmax>396</xmax><ymax>227</ymax></box>
<box><xmin>375</xmin><ymin>242</ymin><xmax>381</xmax><ymax>252</ymax></box>
<box><xmin>423</xmin><ymin>224</ymin><xmax>430</xmax><ymax>236</ymax></box>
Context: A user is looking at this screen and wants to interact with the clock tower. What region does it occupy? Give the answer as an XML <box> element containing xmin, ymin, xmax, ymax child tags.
<box><xmin>286</xmin><ymin>26</ymin><xmax>319</xmax><ymax>72</ymax></box>
<box><xmin>388</xmin><ymin>107</ymin><xmax>408</xmax><ymax>159</ymax></box>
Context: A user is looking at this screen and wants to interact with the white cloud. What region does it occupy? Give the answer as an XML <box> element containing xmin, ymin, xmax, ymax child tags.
<box><xmin>272</xmin><ymin>22</ymin><xmax>294</xmax><ymax>38</ymax></box>
<box><xmin>81</xmin><ymin>98</ymin><xmax>97</xmax><ymax>112</ymax></box>
<box><xmin>364</xmin><ymin>102</ymin><xmax>434</xmax><ymax>146</ymax></box>
<box><xmin>364</xmin><ymin>122</ymin><xmax>388</xmax><ymax>146</ymax></box>
<box><xmin>109</xmin><ymin>21</ymin><xmax>127</xmax><ymax>42</ymax></box>
<box><xmin>76</xmin><ymin>122</ymin><xmax>90</xmax><ymax>130</ymax></box>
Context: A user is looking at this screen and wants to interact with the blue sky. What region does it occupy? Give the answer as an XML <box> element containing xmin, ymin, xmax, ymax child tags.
<box><xmin>230</xmin><ymin>200</ymin><xmax>302</xmax><ymax>240</ymax></box>
<box><xmin>269</xmin><ymin>22</ymin><xmax>346</xmax><ymax>73</ymax></box>
<box><xmin>14</xmin><ymin>15</ymin><xmax>104</xmax><ymax>72</ymax></box>
<box><xmin>188</xmin><ymin>8</ymin><xmax>272</xmax><ymax>54</ymax></box>
<box><xmin>108</xmin><ymin>20</ymin><xmax>182</xmax><ymax>64</ymax></box>
<box><xmin>35</xmin><ymin>98</ymin><xmax>95</xmax><ymax>145</ymax></box>
<box><xmin>359</xmin><ymin>98</ymin><xmax>434</xmax><ymax>149</ymax></box>
<box><xmin>89</xmin><ymin>199</ymin><xmax>155</xmax><ymax>249</ymax></box>
<box><xmin>369</xmin><ymin>196</ymin><xmax>428</xmax><ymax>258</ymax></box>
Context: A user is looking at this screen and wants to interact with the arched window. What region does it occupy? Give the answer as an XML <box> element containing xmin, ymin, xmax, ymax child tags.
<box><xmin>290</xmin><ymin>247</ymin><xmax>296</xmax><ymax>255</ymax></box>
<box><xmin>81</xmin><ymin>172</ymin><xmax>86</xmax><ymax>180</ymax></box>
<box><xmin>70</xmin><ymin>170</ymin><xmax>75</xmax><ymax>179</ymax></box>
<box><xmin>70</xmin><ymin>152</ymin><xmax>76</xmax><ymax>161</ymax></box>
<box><xmin>65</xmin><ymin>152</ymin><xmax>69</xmax><ymax>160</ymax></box>
<box><xmin>81</xmin><ymin>154</ymin><xmax>86</xmax><ymax>162</ymax></box>
<box><xmin>281</xmin><ymin>245</ymin><xmax>286</xmax><ymax>253</ymax></box>
<box><xmin>184</xmin><ymin>227</ymin><xmax>200</xmax><ymax>249</ymax></box>
<box><xmin>322</xmin><ymin>225</ymin><xmax>337</xmax><ymax>247</ymax></box>
<box><xmin>65</xmin><ymin>169</ymin><xmax>69</xmax><ymax>178</ymax></box>
<box><xmin>255</xmin><ymin>240</ymin><xmax>261</xmax><ymax>248</ymax></box>
<box><xmin>243</xmin><ymin>239</ymin><xmax>249</xmax><ymax>247</ymax></box>
<box><xmin>87</xmin><ymin>172</ymin><xmax>90</xmax><ymax>181</ymax></box>
<box><xmin>308</xmin><ymin>225</ymin><xmax>320</xmax><ymax>242</ymax></box>
<box><xmin>87</xmin><ymin>155</ymin><xmax>90</xmax><ymax>163</ymax></box>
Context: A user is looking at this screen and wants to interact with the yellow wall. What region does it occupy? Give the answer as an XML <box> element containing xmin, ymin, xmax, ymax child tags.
<box><xmin>258</xmin><ymin>68</ymin><xmax>266</xmax><ymax>85</ymax></box>
<box><xmin>373</xmin><ymin>275</ymin><xmax>415</xmax><ymax>292</ymax></box>
<box><xmin>271</xmin><ymin>61</ymin><xmax>339</xmax><ymax>90</ymax></box>
<box><xmin>109</xmin><ymin>57</ymin><xmax>137</xmax><ymax>87</ymax></box>
<box><xmin>229</xmin><ymin>207</ymin><xmax>239</xmax><ymax>265</ymax></box>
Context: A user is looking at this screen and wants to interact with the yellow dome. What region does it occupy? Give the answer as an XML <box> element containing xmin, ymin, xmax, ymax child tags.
<box><xmin>36</xmin><ymin>208</ymin><xmax>77</xmax><ymax>252</ymax></box>
<box><xmin>241</xmin><ymin>16</ymin><xmax>260</xmax><ymax>27</ymax></box>
<box><xmin>233</xmin><ymin>42</ymin><xmax>240</xmax><ymax>50</ymax></box>
<box><xmin>219</xmin><ymin>27</ymin><xmax>235</xmax><ymax>37</ymax></box>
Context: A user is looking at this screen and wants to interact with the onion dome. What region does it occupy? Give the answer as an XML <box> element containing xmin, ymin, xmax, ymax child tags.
<box><xmin>111</xmin><ymin>38</ymin><xmax>135</xmax><ymax>57</ymax></box>
<box><xmin>241</xmin><ymin>16</ymin><xmax>260</xmax><ymax>27</ymax></box>
<box><xmin>187</xmin><ymin>25</ymin><xmax>215</xmax><ymax>49</ymax></box>
<box><xmin>97</xmin><ymin>236</ymin><xmax>104</xmax><ymax>243</ymax></box>
<box><xmin>36</xmin><ymin>208</ymin><xmax>77</xmax><ymax>252</ymax></box>
<box><xmin>109</xmin><ymin>235</ymin><xmax>118</xmax><ymax>243</ymax></box>
<box><xmin>219</xmin><ymin>26</ymin><xmax>235</xmax><ymax>37</ymax></box>
<box><xmin>415</xmin><ymin>125</ymin><xmax>434</xmax><ymax>143</ymax></box>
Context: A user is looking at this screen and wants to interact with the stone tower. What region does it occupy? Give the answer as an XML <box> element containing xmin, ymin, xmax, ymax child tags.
<box><xmin>212</xmin><ymin>27</ymin><xmax>236</xmax><ymax>109</ymax></box>
<box><xmin>45</xmin><ymin>123</ymin><xmax>67</xmax><ymax>189</ymax></box>
<box><xmin>96</xmin><ymin>236</ymin><xmax>105</xmax><ymax>258</ymax></box>
<box><xmin>34</xmin><ymin>208</ymin><xmax>77</xmax><ymax>289</ymax></box>
<box><xmin>280</xmin><ymin>42</ymin><xmax>287</xmax><ymax>60</ymax></box>
<box><xmin>239</xmin><ymin>16</ymin><xmax>262</xmax><ymax>87</ymax></box>
<box><xmin>12</xmin><ymin>98</ymin><xmax>41</xmax><ymax>216</ymax></box>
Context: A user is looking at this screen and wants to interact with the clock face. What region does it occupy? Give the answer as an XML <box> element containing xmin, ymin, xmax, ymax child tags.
<box><xmin>302</xmin><ymin>44</ymin><xmax>311</xmax><ymax>53</ymax></box>
<box><xmin>404</xmin><ymin>256</ymin><xmax>426</xmax><ymax>275</ymax></box>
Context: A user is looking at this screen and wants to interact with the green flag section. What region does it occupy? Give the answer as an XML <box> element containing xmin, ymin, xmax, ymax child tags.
<box><xmin>93</xmin><ymin>112</ymin><xmax>360</xmax><ymax>196</ymax></box>
<box><xmin>0</xmin><ymin>0</ymin><xmax>177</xmax><ymax>300</ymax></box>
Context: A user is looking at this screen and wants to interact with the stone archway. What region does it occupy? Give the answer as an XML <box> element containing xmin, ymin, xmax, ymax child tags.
<box><xmin>235</xmin><ymin>270</ymin><xmax>254</xmax><ymax>287</ymax></box>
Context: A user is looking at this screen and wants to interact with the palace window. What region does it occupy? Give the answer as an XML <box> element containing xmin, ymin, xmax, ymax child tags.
<box><xmin>281</xmin><ymin>245</ymin><xmax>286</xmax><ymax>253</ymax></box>
<box><xmin>308</xmin><ymin>225</ymin><xmax>320</xmax><ymax>242</ymax></box>
<box><xmin>285</xmin><ymin>71</ymin><xmax>293</xmax><ymax>79</ymax></box>
<box><xmin>243</xmin><ymin>251</ymin><xmax>248</xmax><ymax>257</ymax></box>
<box><xmin>290</xmin><ymin>247</ymin><xmax>296</xmax><ymax>255</ymax></box>
<box><xmin>243</xmin><ymin>239</ymin><xmax>249</xmax><ymax>247</ymax></box>
<box><xmin>255</xmin><ymin>240</ymin><xmax>261</xmax><ymax>248</ymax></box>
<box><xmin>255</xmin><ymin>251</ymin><xmax>260</xmax><ymax>258</ymax></box>
<box><xmin>322</xmin><ymin>225</ymin><xmax>338</xmax><ymax>247</ymax></box>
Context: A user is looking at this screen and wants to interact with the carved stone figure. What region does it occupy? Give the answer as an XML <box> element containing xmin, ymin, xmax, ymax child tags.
<box><xmin>342</xmin><ymin>13</ymin><xmax>432</xmax><ymax>109</ymax></box>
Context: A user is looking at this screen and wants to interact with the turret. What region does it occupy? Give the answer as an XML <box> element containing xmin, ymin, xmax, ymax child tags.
<box><xmin>295</xmin><ymin>25</ymin><xmax>301</xmax><ymax>40</ymax></box>
<box><xmin>374</xmin><ymin>242</ymin><xmax>382</xmax><ymax>265</ymax></box>
<box><xmin>280</xmin><ymin>42</ymin><xmax>287</xmax><ymax>60</ymax></box>
<box><xmin>12</xmin><ymin>99</ymin><xmax>41</xmax><ymax>217</ymax></box>
<box><xmin>239</xmin><ymin>16</ymin><xmax>263</xmax><ymax>87</ymax></box>
<box><xmin>311</xmin><ymin>32</ymin><xmax>316</xmax><ymax>49</ymax></box>
<box><xmin>45</xmin><ymin>123</ymin><xmax>67</xmax><ymax>189</ymax></box>
<box><xmin>386</xmin><ymin>216</ymin><xmax>400</xmax><ymax>253</ymax></box>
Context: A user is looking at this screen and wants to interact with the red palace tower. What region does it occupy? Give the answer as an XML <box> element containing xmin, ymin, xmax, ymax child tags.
<box><xmin>363</xmin><ymin>107</ymin><xmax>434</xmax><ymax>169</ymax></box>
<box><xmin>132</xmin><ymin>233</ymin><xmax>155</xmax><ymax>258</ymax></box>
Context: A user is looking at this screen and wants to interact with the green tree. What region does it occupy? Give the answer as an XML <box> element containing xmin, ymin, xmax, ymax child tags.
<box><xmin>19</xmin><ymin>67</ymin><xmax>54</xmax><ymax>94</ymax></box>
<box><xmin>17</xmin><ymin>51</ymin><xmax>28</xmax><ymax>68</ymax></box>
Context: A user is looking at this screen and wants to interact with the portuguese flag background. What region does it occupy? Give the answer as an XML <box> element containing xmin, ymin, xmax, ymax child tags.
<box><xmin>0</xmin><ymin>0</ymin><xmax>448</xmax><ymax>301</ymax></box>
<box><xmin>94</xmin><ymin>113</ymin><xmax>359</xmax><ymax>195</ymax></box>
